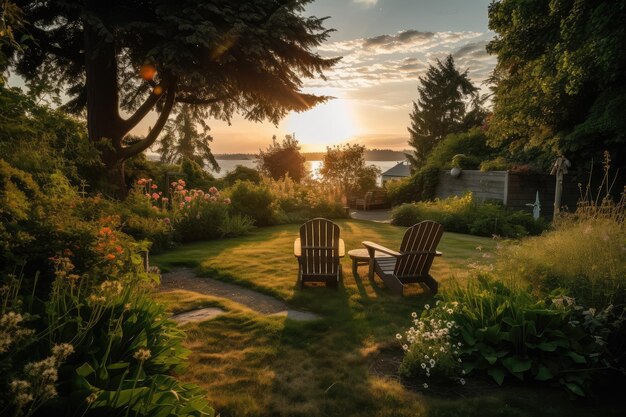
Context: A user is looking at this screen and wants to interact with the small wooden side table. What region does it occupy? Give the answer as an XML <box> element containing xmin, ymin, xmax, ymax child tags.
<box><xmin>348</xmin><ymin>248</ymin><xmax>391</xmax><ymax>276</ymax></box>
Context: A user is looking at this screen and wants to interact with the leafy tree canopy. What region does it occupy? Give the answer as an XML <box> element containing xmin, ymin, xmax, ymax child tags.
<box><xmin>8</xmin><ymin>0</ymin><xmax>339</xmax><ymax>194</ymax></box>
<box><xmin>487</xmin><ymin>0</ymin><xmax>626</xmax><ymax>170</ymax></box>
<box><xmin>258</xmin><ymin>134</ymin><xmax>307</xmax><ymax>182</ymax></box>
<box><xmin>407</xmin><ymin>55</ymin><xmax>483</xmax><ymax>169</ymax></box>
<box><xmin>319</xmin><ymin>143</ymin><xmax>380</xmax><ymax>198</ymax></box>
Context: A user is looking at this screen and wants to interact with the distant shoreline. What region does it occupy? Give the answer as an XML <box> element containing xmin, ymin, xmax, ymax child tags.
<box><xmin>215</xmin><ymin>149</ymin><xmax>408</xmax><ymax>162</ymax></box>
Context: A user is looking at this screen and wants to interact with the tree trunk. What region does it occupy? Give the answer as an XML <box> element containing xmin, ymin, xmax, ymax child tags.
<box><xmin>84</xmin><ymin>10</ymin><xmax>127</xmax><ymax>197</ymax></box>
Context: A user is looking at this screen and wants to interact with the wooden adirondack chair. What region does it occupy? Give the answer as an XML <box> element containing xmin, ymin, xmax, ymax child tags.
<box><xmin>294</xmin><ymin>218</ymin><xmax>345</xmax><ymax>287</ymax></box>
<box><xmin>363</xmin><ymin>221</ymin><xmax>443</xmax><ymax>295</ymax></box>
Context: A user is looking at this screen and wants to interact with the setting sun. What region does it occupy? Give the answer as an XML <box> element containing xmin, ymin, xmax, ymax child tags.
<box><xmin>284</xmin><ymin>97</ymin><xmax>361</xmax><ymax>148</ymax></box>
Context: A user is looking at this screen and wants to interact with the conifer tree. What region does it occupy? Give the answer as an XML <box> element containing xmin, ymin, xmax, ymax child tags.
<box><xmin>407</xmin><ymin>55</ymin><xmax>479</xmax><ymax>168</ymax></box>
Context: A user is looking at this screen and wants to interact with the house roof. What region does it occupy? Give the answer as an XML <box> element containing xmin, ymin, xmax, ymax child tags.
<box><xmin>382</xmin><ymin>161</ymin><xmax>411</xmax><ymax>178</ymax></box>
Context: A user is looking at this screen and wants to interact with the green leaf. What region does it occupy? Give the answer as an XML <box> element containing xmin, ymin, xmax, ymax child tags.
<box><xmin>536</xmin><ymin>341</ymin><xmax>558</xmax><ymax>352</ymax></box>
<box><xmin>76</xmin><ymin>362</ymin><xmax>95</xmax><ymax>377</ymax></box>
<box><xmin>535</xmin><ymin>365</ymin><xmax>554</xmax><ymax>381</ymax></box>
<box><xmin>488</xmin><ymin>367</ymin><xmax>505</xmax><ymax>385</ymax></box>
<box><xmin>502</xmin><ymin>356</ymin><xmax>532</xmax><ymax>373</ymax></box>
<box><xmin>564</xmin><ymin>382</ymin><xmax>585</xmax><ymax>397</ymax></box>
<box><xmin>566</xmin><ymin>351</ymin><xmax>587</xmax><ymax>364</ymax></box>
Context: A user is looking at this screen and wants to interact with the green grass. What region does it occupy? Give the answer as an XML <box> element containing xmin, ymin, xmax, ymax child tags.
<box><xmin>152</xmin><ymin>220</ymin><xmax>621</xmax><ymax>417</ymax></box>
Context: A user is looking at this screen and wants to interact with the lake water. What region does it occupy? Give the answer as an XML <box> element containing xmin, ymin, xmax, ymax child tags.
<box><xmin>211</xmin><ymin>160</ymin><xmax>402</xmax><ymax>185</ymax></box>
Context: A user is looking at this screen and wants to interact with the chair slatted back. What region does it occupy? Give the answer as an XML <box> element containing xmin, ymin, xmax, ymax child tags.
<box><xmin>299</xmin><ymin>218</ymin><xmax>340</xmax><ymax>276</ymax></box>
<box><xmin>394</xmin><ymin>221</ymin><xmax>443</xmax><ymax>278</ymax></box>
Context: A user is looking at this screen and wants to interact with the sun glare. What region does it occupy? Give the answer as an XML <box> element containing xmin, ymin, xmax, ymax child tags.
<box><xmin>284</xmin><ymin>98</ymin><xmax>361</xmax><ymax>149</ymax></box>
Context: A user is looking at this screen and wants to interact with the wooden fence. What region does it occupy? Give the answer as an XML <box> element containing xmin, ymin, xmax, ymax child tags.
<box><xmin>434</xmin><ymin>170</ymin><xmax>581</xmax><ymax>218</ymax></box>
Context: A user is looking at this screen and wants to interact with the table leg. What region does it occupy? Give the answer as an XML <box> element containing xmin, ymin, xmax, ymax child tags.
<box><xmin>352</xmin><ymin>258</ymin><xmax>358</xmax><ymax>277</ymax></box>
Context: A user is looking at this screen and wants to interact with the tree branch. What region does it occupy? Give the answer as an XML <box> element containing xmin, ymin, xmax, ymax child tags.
<box><xmin>121</xmin><ymin>86</ymin><xmax>164</xmax><ymax>133</ymax></box>
<box><xmin>175</xmin><ymin>94</ymin><xmax>231</xmax><ymax>105</ymax></box>
<box><xmin>120</xmin><ymin>82</ymin><xmax>177</xmax><ymax>159</ymax></box>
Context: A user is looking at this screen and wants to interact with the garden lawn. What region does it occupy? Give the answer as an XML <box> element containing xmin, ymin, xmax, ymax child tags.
<box><xmin>152</xmin><ymin>220</ymin><xmax>621</xmax><ymax>417</ymax></box>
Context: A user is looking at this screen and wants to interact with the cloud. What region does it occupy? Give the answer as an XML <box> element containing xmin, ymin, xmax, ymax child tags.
<box><xmin>318</xmin><ymin>30</ymin><xmax>482</xmax><ymax>56</ymax></box>
<box><xmin>352</xmin><ymin>0</ymin><xmax>378</xmax><ymax>7</ymax></box>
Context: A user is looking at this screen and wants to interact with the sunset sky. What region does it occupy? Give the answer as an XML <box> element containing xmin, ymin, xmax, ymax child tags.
<box><xmin>43</xmin><ymin>0</ymin><xmax>495</xmax><ymax>155</ymax></box>
<box><xmin>197</xmin><ymin>0</ymin><xmax>497</xmax><ymax>153</ymax></box>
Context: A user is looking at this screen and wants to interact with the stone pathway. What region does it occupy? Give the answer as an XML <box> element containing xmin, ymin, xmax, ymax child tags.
<box><xmin>350</xmin><ymin>209</ymin><xmax>392</xmax><ymax>223</ymax></box>
<box><xmin>160</xmin><ymin>268</ymin><xmax>319</xmax><ymax>323</ymax></box>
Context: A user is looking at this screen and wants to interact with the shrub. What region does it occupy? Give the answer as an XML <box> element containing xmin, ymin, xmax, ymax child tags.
<box><xmin>386</xmin><ymin>166</ymin><xmax>439</xmax><ymax>206</ymax></box>
<box><xmin>399</xmin><ymin>276</ymin><xmax>620</xmax><ymax>396</ymax></box>
<box><xmin>449</xmin><ymin>277</ymin><xmax>617</xmax><ymax>395</ymax></box>
<box><xmin>391</xmin><ymin>192</ymin><xmax>548</xmax><ymax>238</ymax></box>
<box><xmin>222</xmin><ymin>165</ymin><xmax>262</xmax><ymax>186</ymax></box>
<box><xmin>229</xmin><ymin>180</ymin><xmax>277</xmax><ymax>226</ymax></box>
<box><xmin>425</xmin><ymin>129</ymin><xmax>493</xmax><ymax>170</ymax></box>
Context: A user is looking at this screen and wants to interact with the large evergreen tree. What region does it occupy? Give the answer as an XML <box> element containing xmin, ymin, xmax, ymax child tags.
<box><xmin>487</xmin><ymin>0</ymin><xmax>626</xmax><ymax>170</ymax></box>
<box><xmin>8</xmin><ymin>0</ymin><xmax>339</xmax><ymax>195</ymax></box>
<box><xmin>407</xmin><ymin>55</ymin><xmax>479</xmax><ymax>168</ymax></box>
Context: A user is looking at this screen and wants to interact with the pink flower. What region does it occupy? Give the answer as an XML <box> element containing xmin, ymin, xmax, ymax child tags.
<box><xmin>184</xmin><ymin>196</ymin><xmax>192</xmax><ymax>202</ymax></box>
<box><xmin>151</xmin><ymin>184</ymin><xmax>158</xmax><ymax>189</ymax></box>
<box><xmin>137</xmin><ymin>179</ymin><xmax>146</xmax><ymax>185</ymax></box>
<box><xmin>181</xmin><ymin>190</ymin><xmax>187</xmax><ymax>196</ymax></box>
<box><xmin>152</xmin><ymin>206</ymin><xmax>158</xmax><ymax>210</ymax></box>
<box><xmin>145</xmin><ymin>193</ymin><xmax>151</xmax><ymax>198</ymax></box>
<box><xmin>223</xmin><ymin>198</ymin><xmax>231</xmax><ymax>205</ymax></box>
<box><xmin>152</xmin><ymin>193</ymin><xmax>159</xmax><ymax>200</ymax></box>
<box><xmin>176</xmin><ymin>185</ymin><xmax>184</xmax><ymax>191</ymax></box>
<box><xmin>163</xmin><ymin>218</ymin><xmax>170</xmax><ymax>224</ymax></box>
<box><xmin>179</xmin><ymin>202</ymin><xmax>185</xmax><ymax>208</ymax></box>
<box><xmin>162</xmin><ymin>197</ymin><xmax>169</xmax><ymax>202</ymax></box>
<box><xmin>178</xmin><ymin>179</ymin><xmax>186</xmax><ymax>186</ymax></box>
<box><xmin>210</xmin><ymin>196</ymin><xmax>217</xmax><ymax>202</ymax></box>
<box><xmin>204</xmin><ymin>194</ymin><xmax>210</xmax><ymax>200</ymax></box>
<box><xmin>209</xmin><ymin>187</ymin><xmax>218</xmax><ymax>194</ymax></box>
<box><xmin>171</xmin><ymin>181</ymin><xmax>177</xmax><ymax>187</ymax></box>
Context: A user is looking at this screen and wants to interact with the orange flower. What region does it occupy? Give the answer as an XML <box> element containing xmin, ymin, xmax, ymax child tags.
<box><xmin>115</xmin><ymin>245</ymin><xmax>123</xmax><ymax>253</ymax></box>
<box><xmin>105</xmin><ymin>253</ymin><xmax>116</xmax><ymax>261</ymax></box>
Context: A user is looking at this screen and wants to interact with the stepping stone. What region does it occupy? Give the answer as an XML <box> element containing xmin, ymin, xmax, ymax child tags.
<box><xmin>171</xmin><ymin>307</ymin><xmax>225</xmax><ymax>324</ymax></box>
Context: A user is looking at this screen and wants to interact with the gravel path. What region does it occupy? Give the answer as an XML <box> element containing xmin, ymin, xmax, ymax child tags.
<box><xmin>160</xmin><ymin>268</ymin><xmax>319</xmax><ymax>322</ymax></box>
<box><xmin>350</xmin><ymin>209</ymin><xmax>392</xmax><ymax>223</ymax></box>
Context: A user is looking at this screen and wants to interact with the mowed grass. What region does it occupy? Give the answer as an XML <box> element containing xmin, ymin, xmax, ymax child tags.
<box><xmin>152</xmin><ymin>220</ymin><xmax>621</xmax><ymax>417</ymax></box>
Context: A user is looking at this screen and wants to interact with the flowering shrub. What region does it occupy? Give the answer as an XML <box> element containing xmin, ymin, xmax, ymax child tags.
<box><xmin>131</xmin><ymin>178</ymin><xmax>252</xmax><ymax>243</ymax></box>
<box><xmin>397</xmin><ymin>302</ymin><xmax>466</xmax><ymax>388</ymax></box>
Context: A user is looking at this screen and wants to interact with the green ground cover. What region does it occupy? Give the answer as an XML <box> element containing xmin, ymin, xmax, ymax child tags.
<box><xmin>152</xmin><ymin>220</ymin><xmax>621</xmax><ymax>417</ymax></box>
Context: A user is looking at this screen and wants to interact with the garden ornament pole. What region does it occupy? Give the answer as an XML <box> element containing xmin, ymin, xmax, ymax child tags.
<box><xmin>550</xmin><ymin>155</ymin><xmax>571</xmax><ymax>221</ymax></box>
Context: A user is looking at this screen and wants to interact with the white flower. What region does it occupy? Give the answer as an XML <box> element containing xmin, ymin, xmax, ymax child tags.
<box><xmin>423</xmin><ymin>383</ymin><xmax>429</xmax><ymax>389</ymax></box>
<box><xmin>447</xmin><ymin>309</ymin><xmax>453</xmax><ymax>314</ymax></box>
<box><xmin>424</xmin><ymin>304</ymin><xmax>430</xmax><ymax>310</ymax></box>
<box><xmin>458</xmin><ymin>358</ymin><xmax>462</xmax><ymax>363</ymax></box>
<box><xmin>429</xmin><ymin>359</ymin><xmax>436</xmax><ymax>367</ymax></box>
<box><xmin>402</xmin><ymin>344</ymin><xmax>408</xmax><ymax>351</ymax></box>
<box><xmin>421</xmin><ymin>363</ymin><xmax>426</xmax><ymax>369</ymax></box>
<box><xmin>462</xmin><ymin>370</ymin><xmax>466</xmax><ymax>375</ymax></box>
<box><xmin>411</xmin><ymin>312</ymin><xmax>417</xmax><ymax>318</ymax></box>
<box><xmin>395</xmin><ymin>333</ymin><xmax>402</xmax><ymax>340</ymax></box>
<box><xmin>460</xmin><ymin>378</ymin><xmax>466</xmax><ymax>385</ymax></box>
<box><xmin>436</xmin><ymin>301</ymin><xmax>440</xmax><ymax>306</ymax></box>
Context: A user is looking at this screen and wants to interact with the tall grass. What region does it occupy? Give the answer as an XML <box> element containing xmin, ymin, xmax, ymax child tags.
<box><xmin>497</xmin><ymin>153</ymin><xmax>626</xmax><ymax>308</ymax></box>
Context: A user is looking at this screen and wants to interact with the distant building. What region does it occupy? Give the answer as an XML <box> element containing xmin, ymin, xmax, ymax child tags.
<box><xmin>381</xmin><ymin>160</ymin><xmax>411</xmax><ymax>184</ymax></box>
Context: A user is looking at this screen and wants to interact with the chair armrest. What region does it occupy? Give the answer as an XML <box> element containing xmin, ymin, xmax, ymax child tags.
<box><xmin>399</xmin><ymin>250</ymin><xmax>441</xmax><ymax>257</ymax></box>
<box><xmin>436</xmin><ymin>250</ymin><xmax>442</xmax><ymax>257</ymax></box>
<box><xmin>362</xmin><ymin>241</ymin><xmax>401</xmax><ymax>257</ymax></box>
<box><xmin>339</xmin><ymin>238</ymin><xmax>345</xmax><ymax>257</ymax></box>
<box><xmin>294</xmin><ymin>238</ymin><xmax>301</xmax><ymax>257</ymax></box>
